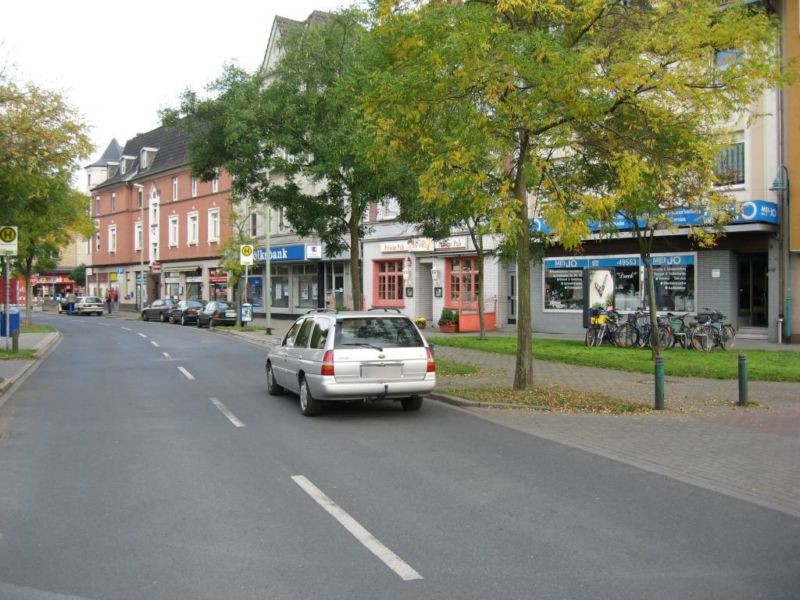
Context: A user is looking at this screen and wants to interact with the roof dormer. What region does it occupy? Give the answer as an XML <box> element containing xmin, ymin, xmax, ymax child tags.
<box><xmin>120</xmin><ymin>155</ymin><xmax>135</xmax><ymax>175</ymax></box>
<box><xmin>140</xmin><ymin>147</ymin><xmax>158</xmax><ymax>170</ymax></box>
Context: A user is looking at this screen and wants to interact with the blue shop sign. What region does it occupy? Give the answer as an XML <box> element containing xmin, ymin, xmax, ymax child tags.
<box><xmin>254</xmin><ymin>245</ymin><xmax>306</xmax><ymax>262</ymax></box>
<box><xmin>545</xmin><ymin>254</ymin><xmax>695</xmax><ymax>269</ymax></box>
<box><xmin>532</xmin><ymin>200</ymin><xmax>779</xmax><ymax>234</ymax></box>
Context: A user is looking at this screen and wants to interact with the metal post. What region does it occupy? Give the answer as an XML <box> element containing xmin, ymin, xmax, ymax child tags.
<box><xmin>738</xmin><ymin>353</ymin><xmax>748</xmax><ymax>407</ymax></box>
<box><xmin>4</xmin><ymin>255</ymin><xmax>10</xmax><ymax>352</ymax></box>
<box><xmin>654</xmin><ymin>356</ymin><xmax>665</xmax><ymax>410</ymax></box>
<box><xmin>264</xmin><ymin>203</ymin><xmax>272</xmax><ymax>335</ymax></box>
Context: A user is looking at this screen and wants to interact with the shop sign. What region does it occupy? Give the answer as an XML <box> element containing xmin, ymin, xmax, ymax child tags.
<box><xmin>186</xmin><ymin>276</ymin><xmax>202</xmax><ymax>283</ymax></box>
<box><xmin>151</xmin><ymin>262</ymin><xmax>161</xmax><ymax>272</ymax></box>
<box><xmin>165</xmin><ymin>276</ymin><xmax>180</xmax><ymax>284</ymax></box>
<box><xmin>255</xmin><ymin>245</ymin><xmax>305</xmax><ymax>262</ymax></box>
<box><xmin>544</xmin><ymin>253</ymin><xmax>695</xmax><ymax>269</ymax></box>
<box><xmin>381</xmin><ymin>241</ymin><xmax>408</xmax><ymax>253</ymax></box>
<box><xmin>408</xmin><ymin>238</ymin><xmax>434</xmax><ymax>252</ymax></box>
<box><xmin>306</xmin><ymin>245</ymin><xmax>323</xmax><ymax>259</ymax></box>
<box><xmin>435</xmin><ymin>237</ymin><xmax>468</xmax><ymax>250</ymax></box>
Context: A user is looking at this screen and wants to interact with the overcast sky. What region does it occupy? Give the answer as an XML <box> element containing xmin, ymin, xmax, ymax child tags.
<box><xmin>1</xmin><ymin>0</ymin><xmax>351</xmax><ymax>189</ymax></box>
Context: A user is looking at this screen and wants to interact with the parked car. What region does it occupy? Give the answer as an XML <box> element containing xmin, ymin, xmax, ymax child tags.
<box><xmin>141</xmin><ymin>299</ymin><xmax>177</xmax><ymax>322</ymax></box>
<box><xmin>74</xmin><ymin>296</ymin><xmax>105</xmax><ymax>316</ymax></box>
<box><xmin>266</xmin><ymin>309</ymin><xmax>436</xmax><ymax>416</ymax></box>
<box><xmin>196</xmin><ymin>301</ymin><xmax>237</xmax><ymax>328</ymax></box>
<box><xmin>169</xmin><ymin>300</ymin><xmax>206</xmax><ymax>325</ymax></box>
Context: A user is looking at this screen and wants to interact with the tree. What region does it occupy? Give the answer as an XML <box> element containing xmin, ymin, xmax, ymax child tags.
<box><xmin>365</xmin><ymin>0</ymin><xmax>783</xmax><ymax>387</ymax></box>
<box><xmin>0</xmin><ymin>78</ymin><xmax>93</xmax><ymax>324</ymax></box>
<box><xmin>166</xmin><ymin>9</ymin><xmax>412</xmax><ymax>311</ymax></box>
<box><xmin>69</xmin><ymin>264</ymin><xmax>87</xmax><ymax>289</ymax></box>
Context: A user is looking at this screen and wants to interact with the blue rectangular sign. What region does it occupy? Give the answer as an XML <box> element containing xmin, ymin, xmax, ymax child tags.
<box><xmin>254</xmin><ymin>245</ymin><xmax>306</xmax><ymax>262</ymax></box>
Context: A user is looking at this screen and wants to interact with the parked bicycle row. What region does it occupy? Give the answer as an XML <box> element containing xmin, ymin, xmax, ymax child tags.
<box><xmin>585</xmin><ymin>307</ymin><xmax>736</xmax><ymax>351</ymax></box>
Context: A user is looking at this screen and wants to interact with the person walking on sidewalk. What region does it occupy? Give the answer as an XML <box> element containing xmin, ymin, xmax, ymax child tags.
<box><xmin>67</xmin><ymin>290</ymin><xmax>77</xmax><ymax>315</ymax></box>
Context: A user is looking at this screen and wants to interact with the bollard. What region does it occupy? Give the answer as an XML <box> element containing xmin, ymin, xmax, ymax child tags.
<box><xmin>654</xmin><ymin>356</ymin><xmax>665</xmax><ymax>410</ymax></box>
<box><xmin>738</xmin><ymin>353</ymin><xmax>748</xmax><ymax>407</ymax></box>
<box><xmin>11</xmin><ymin>329</ymin><xmax>19</xmax><ymax>353</ymax></box>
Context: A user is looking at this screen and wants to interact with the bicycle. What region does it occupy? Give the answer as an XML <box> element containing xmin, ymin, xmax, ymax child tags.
<box><xmin>690</xmin><ymin>308</ymin><xmax>735</xmax><ymax>351</ymax></box>
<box><xmin>586</xmin><ymin>308</ymin><xmax>621</xmax><ymax>347</ymax></box>
<box><xmin>614</xmin><ymin>308</ymin><xmax>673</xmax><ymax>350</ymax></box>
<box><xmin>666</xmin><ymin>312</ymin><xmax>693</xmax><ymax>349</ymax></box>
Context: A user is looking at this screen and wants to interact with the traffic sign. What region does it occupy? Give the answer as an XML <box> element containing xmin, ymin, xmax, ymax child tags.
<box><xmin>240</xmin><ymin>244</ymin><xmax>254</xmax><ymax>266</ymax></box>
<box><xmin>0</xmin><ymin>226</ymin><xmax>18</xmax><ymax>256</ymax></box>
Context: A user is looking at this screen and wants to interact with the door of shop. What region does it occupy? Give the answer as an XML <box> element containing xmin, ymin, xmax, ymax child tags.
<box><xmin>737</xmin><ymin>253</ymin><xmax>768</xmax><ymax>327</ymax></box>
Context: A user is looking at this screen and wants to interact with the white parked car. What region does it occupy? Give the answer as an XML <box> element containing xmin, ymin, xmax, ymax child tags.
<box><xmin>74</xmin><ymin>296</ymin><xmax>104</xmax><ymax>316</ymax></box>
<box><xmin>266</xmin><ymin>310</ymin><xmax>436</xmax><ymax>416</ymax></box>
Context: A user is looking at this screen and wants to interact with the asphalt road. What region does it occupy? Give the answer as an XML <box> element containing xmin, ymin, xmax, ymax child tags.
<box><xmin>0</xmin><ymin>314</ymin><xmax>798</xmax><ymax>600</ymax></box>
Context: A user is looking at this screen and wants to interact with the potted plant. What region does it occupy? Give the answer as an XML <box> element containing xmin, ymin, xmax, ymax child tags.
<box><xmin>438</xmin><ymin>308</ymin><xmax>459</xmax><ymax>333</ymax></box>
<box><xmin>415</xmin><ymin>317</ymin><xmax>427</xmax><ymax>329</ymax></box>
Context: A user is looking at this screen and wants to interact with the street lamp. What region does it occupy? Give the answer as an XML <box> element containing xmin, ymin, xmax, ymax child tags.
<box><xmin>769</xmin><ymin>165</ymin><xmax>791</xmax><ymax>342</ymax></box>
<box><xmin>132</xmin><ymin>183</ymin><xmax>145</xmax><ymax>311</ymax></box>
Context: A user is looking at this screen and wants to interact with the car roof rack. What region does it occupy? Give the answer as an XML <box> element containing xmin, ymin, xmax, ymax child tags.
<box><xmin>367</xmin><ymin>308</ymin><xmax>402</xmax><ymax>313</ymax></box>
<box><xmin>305</xmin><ymin>308</ymin><xmax>336</xmax><ymax>314</ymax></box>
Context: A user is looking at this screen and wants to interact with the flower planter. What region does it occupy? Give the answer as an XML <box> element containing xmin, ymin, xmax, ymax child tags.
<box><xmin>438</xmin><ymin>322</ymin><xmax>458</xmax><ymax>334</ymax></box>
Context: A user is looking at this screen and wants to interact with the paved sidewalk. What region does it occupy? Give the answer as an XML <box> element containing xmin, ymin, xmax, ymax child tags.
<box><xmin>0</xmin><ymin>332</ymin><xmax>61</xmax><ymax>400</ymax></box>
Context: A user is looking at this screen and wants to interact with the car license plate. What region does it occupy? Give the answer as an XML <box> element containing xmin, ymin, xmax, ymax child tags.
<box><xmin>225</xmin><ymin>310</ymin><xmax>236</xmax><ymax>317</ymax></box>
<box><xmin>361</xmin><ymin>365</ymin><xmax>402</xmax><ymax>379</ymax></box>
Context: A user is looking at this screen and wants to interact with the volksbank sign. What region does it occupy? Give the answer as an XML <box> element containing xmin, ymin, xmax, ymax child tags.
<box><xmin>254</xmin><ymin>245</ymin><xmax>306</xmax><ymax>262</ymax></box>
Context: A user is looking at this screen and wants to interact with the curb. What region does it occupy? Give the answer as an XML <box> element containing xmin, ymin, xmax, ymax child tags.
<box><xmin>428</xmin><ymin>391</ymin><xmax>550</xmax><ymax>411</ymax></box>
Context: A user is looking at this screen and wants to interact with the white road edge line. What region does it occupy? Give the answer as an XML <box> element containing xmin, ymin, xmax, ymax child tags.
<box><xmin>177</xmin><ymin>366</ymin><xmax>195</xmax><ymax>381</ymax></box>
<box><xmin>151</xmin><ymin>341</ymin><xmax>160</xmax><ymax>347</ymax></box>
<box><xmin>137</xmin><ymin>332</ymin><xmax>147</xmax><ymax>338</ymax></box>
<box><xmin>291</xmin><ymin>475</ymin><xmax>423</xmax><ymax>581</ymax></box>
<box><xmin>122</xmin><ymin>327</ymin><xmax>132</xmax><ymax>331</ymax></box>
<box><xmin>209</xmin><ymin>397</ymin><xmax>245</xmax><ymax>428</ymax></box>
<box><xmin>163</xmin><ymin>352</ymin><xmax>171</xmax><ymax>359</ymax></box>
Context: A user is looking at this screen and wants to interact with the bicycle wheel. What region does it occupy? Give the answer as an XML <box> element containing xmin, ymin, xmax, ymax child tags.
<box><xmin>721</xmin><ymin>325</ymin><xmax>735</xmax><ymax>350</ymax></box>
<box><xmin>614</xmin><ymin>323</ymin><xmax>639</xmax><ymax>348</ymax></box>
<box><xmin>656</xmin><ymin>325</ymin><xmax>674</xmax><ymax>351</ymax></box>
<box><xmin>691</xmin><ymin>324</ymin><xmax>714</xmax><ymax>352</ymax></box>
<box><xmin>585</xmin><ymin>326</ymin><xmax>598</xmax><ymax>347</ymax></box>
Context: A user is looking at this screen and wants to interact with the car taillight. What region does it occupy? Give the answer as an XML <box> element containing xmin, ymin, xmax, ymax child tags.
<box><xmin>214</xmin><ymin>311</ymin><xmax>221</xmax><ymax>318</ymax></box>
<box><xmin>321</xmin><ymin>350</ymin><xmax>335</xmax><ymax>376</ymax></box>
<box><xmin>426</xmin><ymin>347</ymin><xmax>435</xmax><ymax>373</ymax></box>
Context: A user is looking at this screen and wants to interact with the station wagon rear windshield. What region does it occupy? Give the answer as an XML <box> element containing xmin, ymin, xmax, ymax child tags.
<box><xmin>334</xmin><ymin>317</ymin><xmax>424</xmax><ymax>349</ymax></box>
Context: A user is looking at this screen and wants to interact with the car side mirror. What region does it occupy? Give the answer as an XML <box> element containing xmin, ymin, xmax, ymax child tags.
<box><xmin>272</xmin><ymin>336</ymin><xmax>284</xmax><ymax>346</ymax></box>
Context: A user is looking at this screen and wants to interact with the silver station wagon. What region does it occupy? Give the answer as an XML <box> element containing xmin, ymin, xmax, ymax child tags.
<box><xmin>266</xmin><ymin>310</ymin><xmax>436</xmax><ymax>416</ymax></box>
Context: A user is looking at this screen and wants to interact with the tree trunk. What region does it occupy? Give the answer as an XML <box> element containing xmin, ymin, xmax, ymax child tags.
<box><xmin>467</xmin><ymin>223</ymin><xmax>486</xmax><ymax>340</ymax></box>
<box><xmin>644</xmin><ymin>259</ymin><xmax>661</xmax><ymax>359</ymax></box>
<box><xmin>349</xmin><ymin>212</ymin><xmax>362</xmax><ymax>311</ymax></box>
<box><xmin>513</xmin><ymin>132</ymin><xmax>534</xmax><ymax>389</ymax></box>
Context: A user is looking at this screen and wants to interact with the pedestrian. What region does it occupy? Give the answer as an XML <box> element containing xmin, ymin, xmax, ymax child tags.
<box><xmin>111</xmin><ymin>288</ymin><xmax>118</xmax><ymax>314</ymax></box>
<box><xmin>106</xmin><ymin>290</ymin><xmax>112</xmax><ymax>314</ymax></box>
<box><xmin>67</xmin><ymin>290</ymin><xmax>77</xmax><ymax>315</ymax></box>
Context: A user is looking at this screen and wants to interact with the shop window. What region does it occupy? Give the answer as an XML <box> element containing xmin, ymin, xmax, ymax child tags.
<box><xmin>646</xmin><ymin>261</ymin><xmax>695</xmax><ymax>312</ymax></box>
<box><xmin>271</xmin><ymin>265</ymin><xmax>290</xmax><ymax>308</ymax></box>
<box><xmin>446</xmin><ymin>257</ymin><xmax>478</xmax><ymax>309</ymax></box>
<box><xmin>373</xmin><ymin>260</ymin><xmax>404</xmax><ymax>307</ymax></box>
<box><xmin>295</xmin><ymin>264</ymin><xmax>318</xmax><ymax>310</ymax></box>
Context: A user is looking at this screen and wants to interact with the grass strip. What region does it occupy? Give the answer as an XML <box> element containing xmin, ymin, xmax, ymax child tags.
<box><xmin>453</xmin><ymin>385</ymin><xmax>651</xmax><ymax>414</ymax></box>
<box><xmin>428</xmin><ymin>336</ymin><xmax>800</xmax><ymax>382</ymax></box>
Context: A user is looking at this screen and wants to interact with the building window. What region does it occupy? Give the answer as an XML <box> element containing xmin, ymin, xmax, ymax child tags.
<box><xmin>714</xmin><ymin>133</ymin><xmax>745</xmax><ymax>186</ymax></box>
<box><xmin>187</xmin><ymin>212</ymin><xmax>199</xmax><ymax>245</ymax></box>
<box><xmin>108</xmin><ymin>225</ymin><xmax>117</xmax><ymax>253</ymax></box>
<box><xmin>95</xmin><ymin>196</ymin><xmax>100</xmax><ymax>215</ymax></box>
<box><xmin>250</xmin><ymin>212</ymin><xmax>258</xmax><ymax>237</ymax></box>
<box><xmin>137</xmin><ymin>187</ymin><xmax>143</xmax><ymax>208</ymax></box>
<box><xmin>446</xmin><ymin>257</ymin><xmax>478</xmax><ymax>309</ymax></box>
<box><xmin>212</xmin><ymin>170</ymin><xmax>219</xmax><ymax>193</ymax></box>
<box><xmin>135</xmin><ymin>222</ymin><xmax>143</xmax><ymax>251</ymax></box>
<box><xmin>110</xmin><ymin>192</ymin><xmax>116</xmax><ymax>212</ymax></box>
<box><xmin>373</xmin><ymin>260</ymin><xmax>404</xmax><ymax>306</ymax></box>
<box><xmin>168</xmin><ymin>216</ymin><xmax>179</xmax><ymax>247</ymax></box>
<box><xmin>94</xmin><ymin>219</ymin><xmax>100</xmax><ymax>252</ymax></box>
<box><xmin>208</xmin><ymin>208</ymin><xmax>220</xmax><ymax>242</ymax></box>
<box><xmin>191</xmin><ymin>177</ymin><xmax>198</xmax><ymax>198</ymax></box>
<box><xmin>172</xmin><ymin>177</ymin><xmax>179</xmax><ymax>201</ymax></box>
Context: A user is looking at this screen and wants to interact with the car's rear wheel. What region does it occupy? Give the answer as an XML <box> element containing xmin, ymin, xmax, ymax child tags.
<box><xmin>266</xmin><ymin>363</ymin><xmax>283</xmax><ymax>395</ymax></box>
<box><xmin>299</xmin><ymin>378</ymin><xmax>321</xmax><ymax>416</ymax></box>
<box><xmin>181</xmin><ymin>314</ymin><xmax>187</xmax><ymax>326</ymax></box>
<box><xmin>196</xmin><ymin>317</ymin><xmax>203</xmax><ymax>328</ymax></box>
<box><xmin>142</xmin><ymin>312</ymin><xmax>149</xmax><ymax>321</ymax></box>
<box><xmin>401</xmin><ymin>395</ymin><xmax>423</xmax><ymax>412</ymax></box>
<box><xmin>160</xmin><ymin>312</ymin><xmax>168</xmax><ymax>322</ymax></box>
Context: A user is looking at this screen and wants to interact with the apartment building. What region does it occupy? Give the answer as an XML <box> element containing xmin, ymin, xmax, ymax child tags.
<box><xmin>87</xmin><ymin>125</ymin><xmax>233</xmax><ymax>308</ymax></box>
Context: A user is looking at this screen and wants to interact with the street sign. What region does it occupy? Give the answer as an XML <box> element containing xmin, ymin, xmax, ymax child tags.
<box><xmin>0</xmin><ymin>226</ymin><xmax>18</xmax><ymax>256</ymax></box>
<box><xmin>240</xmin><ymin>244</ymin><xmax>254</xmax><ymax>266</ymax></box>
